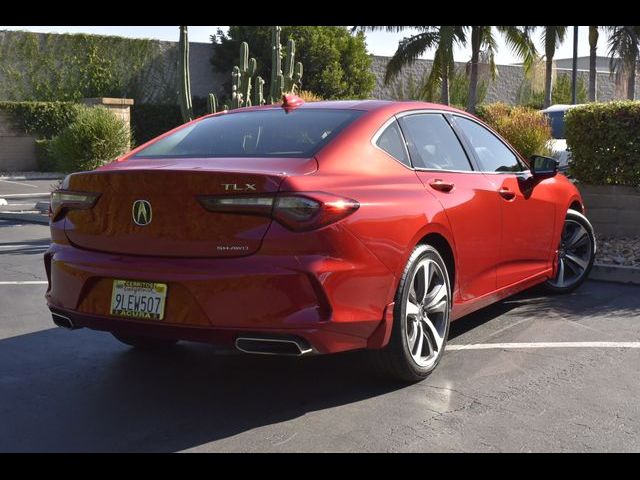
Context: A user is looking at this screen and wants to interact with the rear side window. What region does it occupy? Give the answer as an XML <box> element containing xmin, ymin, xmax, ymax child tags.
<box><xmin>376</xmin><ymin>120</ymin><xmax>410</xmax><ymax>166</ymax></box>
<box><xmin>399</xmin><ymin>114</ymin><xmax>472</xmax><ymax>171</ymax></box>
<box><xmin>134</xmin><ymin>109</ymin><xmax>363</xmax><ymax>159</ymax></box>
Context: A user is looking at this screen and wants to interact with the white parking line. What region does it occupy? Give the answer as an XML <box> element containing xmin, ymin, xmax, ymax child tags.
<box><xmin>0</xmin><ymin>281</ymin><xmax>48</xmax><ymax>285</ymax></box>
<box><xmin>0</xmin><ymin>244</ymin><xmax>49</xmax><ymax>249</ymax></box>
<box><xmin>0</xmin><ymin>179</ymin><xmax>39</xmax><ymax>188</ymax></box>
<box><xmin>0</xmin><ymin>193</ymin><xmax>50</xmax><ymax>198</ymax></box>
<box><xmin>448</xmin><ymin>342</ymin><xmax>640</xmax><ymax>351</ymax></box>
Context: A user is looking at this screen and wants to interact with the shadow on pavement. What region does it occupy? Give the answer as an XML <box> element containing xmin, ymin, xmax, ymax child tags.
<box><xmin>0</xmin><ymin>328</ymin><xmax>405</xmax><ymax>452</ymax></box>
<box><xmin>450</xmin><ymin>280</ymin><xmax>640</xmax><ymax>340</ymax></box>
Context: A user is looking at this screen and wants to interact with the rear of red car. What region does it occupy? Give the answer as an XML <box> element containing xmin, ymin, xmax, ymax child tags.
<box><xmin>45</xmin><ymin>105</ymin><xmax>396</xmax><ymax>354</ymax></box>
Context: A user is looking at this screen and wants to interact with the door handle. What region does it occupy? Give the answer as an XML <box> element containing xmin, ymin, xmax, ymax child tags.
<box><xmin>429</xmin><ymin>180</ymin><xmax>455</xmax><ymax>193</ymax></box>
<box><xmin>498</xmin><ymin>188</ymin><xmax>516</xmax><ymax>200</ymax></box>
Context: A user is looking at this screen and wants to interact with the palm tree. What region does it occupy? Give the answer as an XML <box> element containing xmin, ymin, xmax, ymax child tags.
<box><xmin>353</xmin><ymin>26</ymin><xmax>466</xmax><ymax>105</ymax></box>
<box><xmin>466</xmin><ymin>26</ymin><xmax>536</xmax><ymax>113</ymax></box>
<box><xmin>540</xmin><ymin>26</ymin><xmax>569</xmax><ymax>108</ymax></box>
<box><xmin>607</xmin><ymin>26</ymin><xmax>640</xmax><ymax>100</ymax></box>
<box><xmin>588</xmin><ymin>26</ymin><xmax>599</xmax><ymax>101</ymax></box>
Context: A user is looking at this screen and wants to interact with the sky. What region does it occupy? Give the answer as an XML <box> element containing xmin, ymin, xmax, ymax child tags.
<box><xmin>0</xmin><ymin>26</ymin><xmax>612</xmax><ymax>65</ymax></box>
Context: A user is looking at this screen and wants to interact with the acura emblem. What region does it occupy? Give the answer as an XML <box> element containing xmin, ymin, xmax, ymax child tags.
<box><xmin>132</xmin><ymin>200</ymin><xmax>152</xmax><ymax>226</ymax></box>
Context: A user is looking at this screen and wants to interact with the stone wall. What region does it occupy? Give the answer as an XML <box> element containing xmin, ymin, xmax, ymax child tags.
<box><xmin>0</xmin><ymin>112</ymin><xmax>37</xmax><ymax>171</ymax></box>
<box><xmin>368</xmin><ymin>55</ymin><xmax>637</xmax><ymax>103</ymax></box>
<box><xmin>578</xmin><ymin>184</ymin><xmax>640</xmax><ymax>238</ymax></box>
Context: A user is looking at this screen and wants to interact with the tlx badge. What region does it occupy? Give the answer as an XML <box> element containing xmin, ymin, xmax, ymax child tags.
<box><xmin>221</xmin><ymin>183</ymin><xmax>257</xmax><ymax>192</ymax></box>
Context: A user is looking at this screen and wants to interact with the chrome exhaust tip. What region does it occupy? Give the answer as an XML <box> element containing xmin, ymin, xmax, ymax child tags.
<box><xmin>51</xmin><ymin>312</ymin><xmax>79</xmax><ymax>330</ymax></box>
<box><xmin>235</xmin><ymin>336</ymin><xmax>313</xmax><ymax>356</ymax></box>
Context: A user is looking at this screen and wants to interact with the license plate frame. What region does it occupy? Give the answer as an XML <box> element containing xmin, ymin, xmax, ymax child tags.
<box><xmin>110</xmin><ymin>280</ymin><xmax>167</xmax><ymax>320</ymax></box>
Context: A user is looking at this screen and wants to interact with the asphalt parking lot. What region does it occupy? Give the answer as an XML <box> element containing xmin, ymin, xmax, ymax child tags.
<box><xmin>1</xmin><ymin>216</ymin><xmax>639</xmax><ymax>452</ymax></box>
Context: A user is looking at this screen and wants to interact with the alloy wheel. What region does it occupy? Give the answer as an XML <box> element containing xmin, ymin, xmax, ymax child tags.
<box><xmin>547</xmin><ymin>218</ymin><xmax>593</xmax><ymax>289</ymax></box>
<box><xmin>404</xmin><ymin>258</ymin><xmax>449</xmax><ymax>368</ymax></box>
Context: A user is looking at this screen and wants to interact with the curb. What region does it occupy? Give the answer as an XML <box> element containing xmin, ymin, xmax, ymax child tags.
<box><xmin>589</xmin><ymin>263</ymin><xmax>640</xmax><ymax>286</ymax></box>
<box><xmin>0</xmin><ymin>212</ymin><xmax>49</xmax><ymax>225</ymax></box>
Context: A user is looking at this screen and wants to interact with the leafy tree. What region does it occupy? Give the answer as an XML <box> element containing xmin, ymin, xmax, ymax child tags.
<box><xmin>466</xmin><ymin>26</ymin><xmax>536</xmax><ymax>113</ymax></box>
<box><xmin>538</xmin><ymin>26</ymin><xmax>569</xmax><ymax>108</ymax></box>
<box><xmin>354</xmin><ymin>26</ymin><xmax>466</xmax><ymax>105</ymax></box>
<box><xmin>391</xmin><ymin>67</ymin><xmax>488</xmax><ymax>108</ymax></box>
<box><xmin>607</xmin><ymin>26</ymin><xmax>640</xmax><ymax>100</ymax></box>
<box><xmin>519</xmin><ymin>73</ymin><xmax>588</xmax><ymax>108</ymax></box>
<box><xmin>588</xmin><ymin>26</ymin><xmax>600</xmax><ymax>101</ymax></box>
<box><xmin>210</xmin><ymin>26</ymin><xmax>375</xmax><ymax>101</ymax></box>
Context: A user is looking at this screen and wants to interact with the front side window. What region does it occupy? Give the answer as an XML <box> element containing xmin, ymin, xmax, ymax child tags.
<box><xmin>376</xmin><ymin>120</ymin><xmax>411</xmax><ymax>166</ymax></box>
<box><xmin>454</xmin><ymin>116</ymin><xmax>524</xmax><ymax>173</ymax></box>
<box><xmin>398</xmin><ymin>114</ymin><xmax>473</xmax><ymax>171</ymax></box>
<box><xmin>134</xmin><ymin>109</ymin><xmax>363</xmax><ymax>159</ymax></box>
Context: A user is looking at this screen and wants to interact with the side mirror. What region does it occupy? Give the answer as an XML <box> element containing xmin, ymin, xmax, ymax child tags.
<box><xmin>530</xmin><ymin>155</ymin><xmax>558</xmax><ymax>180</ymax></box>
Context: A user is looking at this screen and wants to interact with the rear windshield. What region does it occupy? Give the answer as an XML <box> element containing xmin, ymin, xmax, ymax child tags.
<box><xmin>134</xmin><ymin>108</ymin><xmax>363</xmax><ymax>159</ymax></box>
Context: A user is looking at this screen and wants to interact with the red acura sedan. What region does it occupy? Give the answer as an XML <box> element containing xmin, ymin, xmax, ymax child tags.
<box><xmin>45</xmin><ymin>98</ymin><xmax>596</xmax><ymax>381</ymax></box>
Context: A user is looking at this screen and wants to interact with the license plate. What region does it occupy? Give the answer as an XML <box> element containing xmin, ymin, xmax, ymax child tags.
<box><xmin>110</xmin><ymin>280</ymin><xmax>167</xmax><ymax>320</ymax></box>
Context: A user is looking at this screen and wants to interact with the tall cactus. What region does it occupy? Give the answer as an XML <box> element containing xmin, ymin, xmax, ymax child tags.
<box><xmin>207</xmin><ymin>93</ymin><xmax>218</xmax><ymax>114</ymax></box>
<box><xmin>268</xmin><ymin>26</ymin><xmax>304</xmax><ymax>103</ymax></box>
<box><xmin>282</xmin><ymin>38</ymin><xmax>303</xmax><ymax>94</ymax></box>
<box><xmin>253</xmin><ymin>76</ymin><xmax>265</xmax><ymax>106</ymax></box>
<box><xmin>177</xmin><ymin>26</ymin><xmax>194</xmax><ymax>122</ymax></box>
<box><xmin>269</xmin><ymin>26</ymin><xmax>283</xmax><ymax>103</ymax></box>
<box><xmin>230</xmin><ymin>42</ymin><xmax>258</xmax><ymax>109</ymax></box>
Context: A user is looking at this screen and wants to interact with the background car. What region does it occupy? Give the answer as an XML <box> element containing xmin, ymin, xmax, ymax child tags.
<box><xmin>541</xmin><ymin>104</ymin><xmax>584</xmax><ymax>174</ymax></box>
<box><xmin>45</xmin><ymin>98</ymin><xmax>596</xmax><ymax>382</ymax></box>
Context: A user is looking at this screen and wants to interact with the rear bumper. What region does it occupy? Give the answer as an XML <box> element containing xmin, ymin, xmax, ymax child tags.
<box><xmin>48</xmin><ymin>306</ymin><xmax>368</xmax><ymax>354</ymax></box>
<box><xmin>44</xmin><ymin>234</ymin><xmax>396</xmax><ymax>354</ymax></box>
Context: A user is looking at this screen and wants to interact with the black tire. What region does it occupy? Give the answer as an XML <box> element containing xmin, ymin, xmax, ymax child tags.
<box><xmin>112</xmin><ymin>332</ymin><xmax>178</xmax><ymax>349</ymax></box>
<box><xmin>370</xmin><ymin>244</ymin><xmax>452</xmax><ymax>382</ymax></box>
<box><xmin>544</xmin><ymin>209</ymin><xmax>596</xmax><ymax>294</ymax></box>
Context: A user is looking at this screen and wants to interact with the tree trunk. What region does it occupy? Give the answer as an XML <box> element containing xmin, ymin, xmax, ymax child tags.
<box><xmin>588</xmin><ymin>26</ymin><xmax>598</xmax><ymax>102</ymax></box>
<box><xmin>440</xmin><ymin>66</ymin><xmax>450</xmax><ymax>105</ymax></box>
<box><xmin>544</xmin><ymin>55</ymin><xmax>554</xmax><ymax>108</ymax></box>
<box><xmin>627</xmin><ymin>56</ymin><xmax>637</xmax><ymax>100</ymax></box>
<box><xmin>467</xmin><ymin>27</ymin><xmax>481</xmax><ymax>114</ymax></box>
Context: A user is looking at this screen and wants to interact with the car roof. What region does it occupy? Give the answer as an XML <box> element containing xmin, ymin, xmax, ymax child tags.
<box><xmin>541</xmin><ymin>104</ymin><xmax>584</xmax><ymax>113</ymax></box>
<box><xmin>220</xmin><ymin>99</ymin><xmax>467</xmax><ymax>116</ymax></box>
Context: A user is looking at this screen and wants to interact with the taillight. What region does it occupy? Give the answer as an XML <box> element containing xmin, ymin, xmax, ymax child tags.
<box><xmin>198</xmin><ymin>192</ymin><xmax>359</xmax><ymax>232</ymax></box>
<box><xmin>50</xmin><ymin>191</ymin><xmax>100</xmax><ymax>220</ymax></box>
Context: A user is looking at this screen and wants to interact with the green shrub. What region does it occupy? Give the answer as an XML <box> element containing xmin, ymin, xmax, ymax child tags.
<box><xmin>476</xmin><ymin>103</ymin><xmax>552</xmax><ymax>158</ymax></box>
<box><xmin>48</xmin><ymin>106</ymin><xmax>130</xmax><ymax>173</ymax></box>
<box><xmin>565</xmin><ymin>101</ymin><xmax>640</xmax><ymax>186</ymax></box>
<box><xmin>0</xmin><ymin>101</ymin><xmax>81</xmax><ymax>138</ymax></box>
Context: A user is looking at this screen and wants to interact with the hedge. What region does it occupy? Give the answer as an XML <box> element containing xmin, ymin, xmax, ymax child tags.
<box><xmin>475</xmin><ymin>103</ymin><xmax>552</xmax><ymax>159</ymax></box>
<box><xmin>0</xmin><ymin>101</ymin><xmax>81</xmax><ymax>138</ymax></box>
<box><xmin>565</xmin><ymin>101</ymin><xmax>640</xmax><ymax>186</ymax></box>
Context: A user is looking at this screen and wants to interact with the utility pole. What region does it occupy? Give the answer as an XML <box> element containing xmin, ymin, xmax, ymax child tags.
<box><xmin>572</xmin><ymin>26</ymin><xmax>579</xmax><ymax>104</ymax></box>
